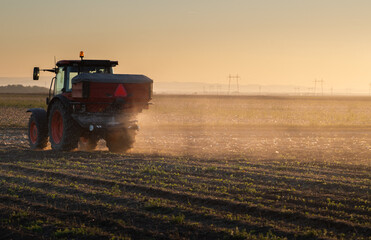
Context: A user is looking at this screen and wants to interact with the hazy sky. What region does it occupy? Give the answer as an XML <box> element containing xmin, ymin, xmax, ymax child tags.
<box><xmin>1</xmin><ymin>0</ymin><xmax>371</xmax><ymax>90</ymax></box>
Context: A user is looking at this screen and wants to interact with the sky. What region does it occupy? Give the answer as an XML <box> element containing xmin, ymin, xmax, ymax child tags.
<box><xmin>1</xmin><ymin>0</ymin><xmax>371</xmax><ymax>91</ymax></box>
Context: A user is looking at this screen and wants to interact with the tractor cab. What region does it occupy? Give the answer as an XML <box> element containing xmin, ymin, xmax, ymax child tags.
<box><xmin>33</xmin><ymin>52</ymin><xmax>118</xmax><ymax>98</ymax></box>
<box><xmin>54</xmin><ymin>59</ymin><xmax>117</xmax><ymax>95</ymax></box>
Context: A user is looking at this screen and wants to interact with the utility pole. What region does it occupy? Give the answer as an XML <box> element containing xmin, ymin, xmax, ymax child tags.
<box><xmin>313</xmin><ymin>79</ymin><xmax>324</xmax><ymax>96</ymax></box>
<box><xmin>228</xmin><ymin>75</ymin><xmax>231</xmax><ymax>94</ymax></box>
<box><xmin>294</xmin><ymin>87</ymin><xmax>300</xmax><ymax>95</ymax></box>
<box><xmin>228</xmin><ymin>74</ymin><xmax>240</xmax><ymax>95</ymax></box>
<box><xmin>236</xmin><ymin>75</ymin><xmax>240</xmax><ymax>94</ymax></box>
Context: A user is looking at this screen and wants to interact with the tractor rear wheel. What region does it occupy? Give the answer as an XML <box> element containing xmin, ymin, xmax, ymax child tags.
<box><xmin>105</xmin><ymin>129</ymin><xmax>136</xmax><ymax>153</ymax></box>
<box><xmin>28</xmin><ymin>112</ymin><xmax>48</xmax><ymax>149</ymax></box>
<box><xmin>48</xmin><ymin>101</ymin><xmax>80</xmax><ymax>151</ymax></box>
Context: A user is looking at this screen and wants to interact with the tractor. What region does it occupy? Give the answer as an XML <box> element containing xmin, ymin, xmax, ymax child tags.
<box><xmin>28</xmin><ymin>52</ymin><xmax>153</xmax><ymax>152</ymax></box>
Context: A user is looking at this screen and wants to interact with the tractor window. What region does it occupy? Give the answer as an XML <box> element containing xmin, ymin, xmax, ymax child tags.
<box><xmin>84</xmin><ymin>66</ymin><xmax>111</xmax><ymax>74</ymax></box>
<box><xmin>68</xmin><ymin>72</ymin><xmax>78</xmax><ymax>91</ymax></box>
<box><xmin>80</xmin><ymin>66</ymin><xmax>112</xmax><ymax>74</ymax></box>
<box><xmin>55</xmin><ymin>67</ymin><xmax>65</xmax><ymax>95</ymax></box>
<box><xmin>65</xmin><ymin>65</ymin><xmax>113</xmax><ymax>91</ymax></box>
<box><xmin>66</xmin><ymin>66</ymin><xmax>78</xmax><ymax>92</ymax></box>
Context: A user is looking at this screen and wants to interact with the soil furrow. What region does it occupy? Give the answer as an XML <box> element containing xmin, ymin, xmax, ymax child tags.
<box><xmin>1</xmin><ymin>163</ymin><xmax>370</xmax><ymax>238</ymax></box>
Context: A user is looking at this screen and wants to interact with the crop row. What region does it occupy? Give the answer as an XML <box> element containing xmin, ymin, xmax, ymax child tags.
<box><xmin>0</xmin><ymin>149</ymin><xmax>369</xmax><ymax>239</ymax></box>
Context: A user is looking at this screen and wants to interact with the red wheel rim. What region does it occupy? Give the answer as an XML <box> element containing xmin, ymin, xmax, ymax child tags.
<box><xmin>29</xmin><ymin>121</ymin><xmax>38</xmax><ymax>144</ymax></box>
<box><xmin>51</xmin><ymin>110</ymin><xmax>63</xmax><ymax>144</ymax></box>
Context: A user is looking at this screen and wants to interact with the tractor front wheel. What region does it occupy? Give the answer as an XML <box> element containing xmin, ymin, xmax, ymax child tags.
<box><xmin>48</xmin><ymin>101</ymin><xmax>80</xmax><ymax>151</ymax></box>
<box><xmin>28</xmin><ymin>111</ymin><xmax>48</xmax><ymax>149</ymax></box>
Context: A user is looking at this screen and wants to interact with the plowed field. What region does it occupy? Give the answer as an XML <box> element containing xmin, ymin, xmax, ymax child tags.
<box><xmin>0</xmin><ymin>94</ymin><xmax>370</xmax><ymax>239</ymax></box>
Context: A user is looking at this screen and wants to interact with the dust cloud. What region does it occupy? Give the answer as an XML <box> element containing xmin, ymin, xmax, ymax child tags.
<box><xmin>131</xmin><ymin>95</ymin><xmax>371</xmax><ymax>163</ymax></box>
<box><xmin>2</xmin><ymin>95</ymin><xmax>369</xmax><ymax>164</ymax></box>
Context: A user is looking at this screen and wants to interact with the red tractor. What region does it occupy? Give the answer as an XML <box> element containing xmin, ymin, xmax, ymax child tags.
<box><xmin>28</xmin><ymin>52</ymin><xmax>153</xmax><ymax>152</ymax></box>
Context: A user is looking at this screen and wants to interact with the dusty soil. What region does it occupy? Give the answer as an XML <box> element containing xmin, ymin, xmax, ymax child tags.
<box><xmin>2</xmin><ymin>126</ymin><xmax>370</xmax><ymax>164</ymax></box>
<box><xmin>136</xmin><ymin>125</ymin><xmax>371</xmax><ymax>163</ymax></box>
<box><xmin>0</xmin><ymin>95</ymin><xmax>370</xmax><ymax>239</ymax></box>
<box><xmin>0</xmin><ymin>126</ymin><xmax>370</xmax><ymax>239</ymax></box>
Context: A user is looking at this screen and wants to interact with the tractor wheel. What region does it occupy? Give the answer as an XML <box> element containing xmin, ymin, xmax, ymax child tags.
<box><xmin>78</xmin><ymin>136</ymin><xmax>98</xmax><ymax>151</ymax></box>
<box><xmin>48</xmin><ymin>101</ymin><xmax>80</xmax><ymax>151</ymax></box>
<box><xmin>105</xmin><ymin>129</ymin><xmax>136</xmax><ymax>153</ymax></box>
<box><xmin>28</xmin><ymin>111</ymin><xmax>48</xmax><ymax>149</ymax></box>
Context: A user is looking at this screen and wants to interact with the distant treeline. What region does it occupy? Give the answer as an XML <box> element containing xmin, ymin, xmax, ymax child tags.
<box><xmin>0</xmin><ymin>85</ymin><xmax>48</xmax><ymax>93</ymax></box>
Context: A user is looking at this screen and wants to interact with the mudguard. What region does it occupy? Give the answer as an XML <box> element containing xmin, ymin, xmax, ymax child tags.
<box><xmin>26</xmin><ymin>108</ymin><xmax>47</xmax><ymax>128</ymax></box>
<box><xmin>26</xmin><ymin>108</ymin><xmax>47</xmax><ymax>118</ymax></box>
